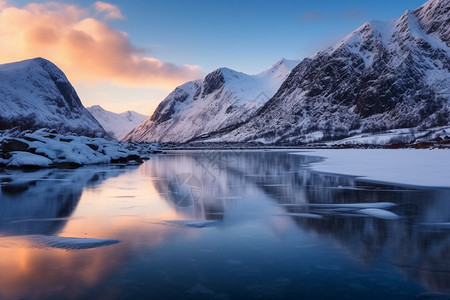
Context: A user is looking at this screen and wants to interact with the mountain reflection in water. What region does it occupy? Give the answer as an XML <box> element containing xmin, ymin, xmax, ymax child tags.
<box><xmin>0</xmin><ymin>151</ymin><xmax>448</xmax><ymax>300</ymax></box>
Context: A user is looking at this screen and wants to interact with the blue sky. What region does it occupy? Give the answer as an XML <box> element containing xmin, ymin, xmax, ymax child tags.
<box><xmin>109</xmin><ymin>0</ymin><xmax>426</xmax><ymax>74</ymax></box>
<box><xmin>5</xmin><ymin>0</ymin><xmax>427</xmax><ymax>113</ymax></box>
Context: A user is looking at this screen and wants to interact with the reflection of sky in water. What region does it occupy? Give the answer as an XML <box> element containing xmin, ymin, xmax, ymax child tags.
<box><xmin>0</xmin><ymin>151</ymin><xmax>449</xmax><ymax>299</ymax></box>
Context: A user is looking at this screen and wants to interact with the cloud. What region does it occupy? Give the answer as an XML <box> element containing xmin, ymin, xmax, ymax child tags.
<box><xmin>0</xmin><ymin>1</ymin><xmax>7</xmax><ymax>10</ymax></box>
<box><xmin>299</xmin><ymin>9</ymin><xmax>366</xmax><ymax>22</ymax></box>
<box><xmin>94</xmin><ymin>1</ymin><xmax>124</xmax><ymax>20</ymax></box>
<box><xmin>344</xmin><ymin>9</ymin><xmax>367</xmax><ymax>20</ymax></box>
<box><xmin>0</xmin><ymin>2</ymin><xmax>202</xmax><ymax>89</ymax></box>
<box><xmin>299</xmin><ymin>11</ymin><xmax>323</xmax><ymax>21</ymax></box>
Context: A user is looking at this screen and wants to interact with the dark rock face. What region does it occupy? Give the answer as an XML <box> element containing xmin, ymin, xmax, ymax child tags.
<box><xmin>35</xmin><ymin>57</ymin><xmax>85</xmax><ymax>113</ymax></box>
<box><xmin>201</xmin><ymin>69</ymin><xmax>225</xmax><ymax>97</ymax></box>
<box><xmin>222</xmin><ymin>0</ymin><xmax>450</xmax><ymax>144</ymax></box>
<box><xmin>150</xmin><ymin>86</ymin><xmax>191</xmax><ymax>124</ymax></box>
<box><xmin>1</xmin><ymin>139</ymin><xmax>29</xmax><ymax>152</ymax></box>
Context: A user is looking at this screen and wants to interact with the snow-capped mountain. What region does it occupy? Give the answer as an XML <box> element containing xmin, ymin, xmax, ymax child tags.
<box><xmin>123</xmin><ymin>59</ymin><xmax>300</xmax><ymax>143</ymax></box>
<box><xmin>211</xmin><ymin>0</ymin><xmax>450</xmax><ymax>144</ymax></box>
<box><xmin>87</xmin><ymin>105</ymin><xmax>148</xmax><ymax>140</ymax></box>
<box><xmin>0</xmin><ymin>58</ymin><xmax>107</xmax><ymax>137</ymax></box>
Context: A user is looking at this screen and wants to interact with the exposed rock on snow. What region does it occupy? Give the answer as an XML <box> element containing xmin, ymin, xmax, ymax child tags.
<box><xmin>0</xmin><ymin>58</ymin><xmax>108</xmax><ymax>137</ymax></box>
<box><xmin>87</xmin><ymin>105</ymin><xmax>148</xmax><ymax>140</ymax></box>
<box><xmin>0</xmin><ymin>128</ymin><xmax>158</xmax><ymax>168</ymax></box>
<box><xmin>123</xmin><ymin>59</ymin><xmax>300</xmax><ymax>143</ymax></box>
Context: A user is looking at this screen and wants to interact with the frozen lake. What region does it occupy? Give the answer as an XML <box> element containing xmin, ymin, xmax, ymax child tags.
<box><xmin>0</xmin><ymin>150</ymin><xmax>449</xmax><ymax>299</ymax></box>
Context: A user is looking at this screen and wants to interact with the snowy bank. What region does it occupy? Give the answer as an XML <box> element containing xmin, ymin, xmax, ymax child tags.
<box><xmin>0</xmin><ymin>128</ymin><xmax>158</xmax><ymax>168</ymax></box>
<box><xmin>294</xmin><ymin>149</ymin><xmax>450</xmax><ymax>188</ymax></box>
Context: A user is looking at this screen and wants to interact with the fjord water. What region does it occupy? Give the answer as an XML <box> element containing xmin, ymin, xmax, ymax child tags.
<box><xmin>0</xmin><ymin>151</ymin><xmax>449</xmax><ymax>300</ymax></box>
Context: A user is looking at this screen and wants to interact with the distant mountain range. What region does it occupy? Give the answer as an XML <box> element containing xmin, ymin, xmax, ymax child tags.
<box><xmin>87</xmin><ymin>105</ymin><xmax>147</xmax><ymax>140</ymax></box>
<box><xmin>125</xmin><ymin>0</ymin><xmax>449</xmax><ymax>145</ymax></box>
<box><xmin>0</xmin><ymin>58</ymin><xmax>107</xmax><ymax>137</ymax></box>
<box><xmin>123</xmin><ymin>59</ymin><xmax>300</xmax><ymax>143</ymax></box>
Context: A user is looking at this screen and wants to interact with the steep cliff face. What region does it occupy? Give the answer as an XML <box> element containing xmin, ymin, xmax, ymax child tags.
<box><xmin>0</xmin><ymin>58</ymin><xmax>107</xmax><ymax>137</ymax></box>
<box><xmin>214</xmin><ymin>0</ymin><xmax>449</xmax><ymax>144</ymax></box>
<box><xmin>123</xmin><ymin>59</ymin><xmax>299</xmax><ymax>143</ymax></box>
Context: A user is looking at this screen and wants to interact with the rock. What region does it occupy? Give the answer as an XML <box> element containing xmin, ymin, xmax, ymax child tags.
<box><xmin>86</xmin><ymin>143</ymin><xmax>99</xmax><ymax>151</ymax></box>
<box><xmin>1</xmin><ymin>139</ymin><xmax>29</xmax><ymax>152</ymax></box>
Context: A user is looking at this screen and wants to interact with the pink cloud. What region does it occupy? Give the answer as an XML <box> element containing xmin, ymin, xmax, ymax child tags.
<box><xmin>0</xmin><ymin>2</ymin><xmax>202</xmax><ymax>88</ymax></box>
<box><xmin>0</xmin><ymin>1</ymin><xmax>7</xmax><ymax>10</ymax></box>
<box><xmin>94</xmin><ymin>1</ymin><xmax>124</xmax><ymax>20</ymax></box>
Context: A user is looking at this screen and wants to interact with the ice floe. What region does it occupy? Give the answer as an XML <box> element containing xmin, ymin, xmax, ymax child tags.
<box><xmin>357</xmin><ymin>208</ymin><xmax>400</xmax><ymax>220</ymax></box>
<box><xmin>161</xmin><ymin>220</ymin><xmax>220</xmax><ymax>228</ymax></box>
<box><xmin>279</xmin><ymin>202</ymin><xmax>397</xmax><ymax>209</ymax></box>
<box><xmin>274</xmin><ymin>213</ymin><xmax>324</xmax><ymax>219</ymax></box>
<box><xmin>32</xmin><ymin>235</ymin><xmax>120</xmax><ymax>250</ymax></box>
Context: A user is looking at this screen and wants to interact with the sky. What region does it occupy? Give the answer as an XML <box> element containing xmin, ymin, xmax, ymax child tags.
<box><xmin>0</xmin><ymin>0</ymin><xmax>426</xmax><ymax>115</ymax></box>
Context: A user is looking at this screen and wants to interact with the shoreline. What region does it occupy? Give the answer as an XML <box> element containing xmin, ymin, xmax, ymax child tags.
<box><xmin>293</xmin><ymin>149</ymin><xmax>450</xmax><ymax>189</ymax></box>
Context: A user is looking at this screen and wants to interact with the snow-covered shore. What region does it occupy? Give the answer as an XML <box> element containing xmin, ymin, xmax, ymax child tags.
<box><xmin>294</xmin><ymin>149</ymin><xmax>450</xmax><ymax>188</ymax></box>
<box><xmin>0</xmin><ymin>128</ymin><xmax>158</xmax><ymax>168</ymax></box>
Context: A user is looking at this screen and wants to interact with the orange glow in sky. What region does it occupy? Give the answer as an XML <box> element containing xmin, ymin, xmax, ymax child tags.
<box><xmin>0</xmin><ymin>1</ymin><xmax>203</xmax><ymax>114</ymax></box>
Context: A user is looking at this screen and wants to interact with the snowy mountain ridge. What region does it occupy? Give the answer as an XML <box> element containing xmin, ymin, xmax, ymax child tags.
<box><xmin>123</xmin><ymin>58</ymin><xmax>300</xmax><ymax>142</ymax></box>
<box><xmin>208</xmin><ymin>0</ymin><xmax>450</xmax><ymax>144</ymax></box>
<box><xmin>87</xmin><ymin>105</ymin><xmax>148</xmax><ymax>140</ymax></box>
<box><xmin>0</xmin><ymin>58</ymin><xmax>107</xmax><ymax>137</ymax></box>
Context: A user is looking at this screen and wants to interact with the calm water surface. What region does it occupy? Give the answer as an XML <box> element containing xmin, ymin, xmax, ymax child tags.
<box><xmin>0</xmin><ymin>150</ymin><xmax>449</xmax><ymax>300</ymax></box>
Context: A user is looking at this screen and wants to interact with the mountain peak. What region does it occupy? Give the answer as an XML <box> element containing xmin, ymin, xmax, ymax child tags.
<box><xmin>414</xmin><ymin>0</ymin><xmax>450</xmax><ymax>46</ymax></box>
<box><xmin>24</xmin><ymin>57</ymin><xmax>64</xmax><ymax>75</ymax></box>
<box><xmin>276</xmin><ymin>58</ymin><xmax>301</xmax><ymax>70</ymax></box>
<box><xmin>265</xmin><ymin>58</ymin><xmax>300</xmax><ymax>71</ymax></box>
<box><xmin>202</xmin><ymin>68</ymin><xmax>226</xmax><ymax>96</ymax></box>
<box><xmin>29</xmin><ymin>56</ymin><xmax>53</xmax><ymax>65</ymax></box>
<box><xmin>216</xmin><ymin>67</ymin><xmax>247</xmax><ymax>80</ymax></box>
<box><xmin>0</xmin><ymin>58</ymin><xmax>107</xmax><ymax>137</ymax></box>
<box><xmin>89</xmin><ymin>105</ymin><xmax>104</xmax><ymax>110</ymax></box>
<box><xmin>257</xmin><ymin>58</ymin><xmax>300</xmax><ymax>81</ymax></box>
<box><xmin>87</xmin><ymin>106</ymin><xmax>148</xmax><ymax>140</ymax></box>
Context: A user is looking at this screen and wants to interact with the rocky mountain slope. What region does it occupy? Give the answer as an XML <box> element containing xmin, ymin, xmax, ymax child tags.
<box><xmin>212</xmin><ymin>0</ymin><xmax>449</xmax><ymax>144</ymax></box>
<box><xmin>87</xmin><ymin>105</ymin><xmax>148</xmax><ymax>140</ymax></box>
<box><xmin>123</xmin><ymin>59</ymin><xmax>300</xmax><ymax>143</ymax></box>
<box><xmin>0</xmin><ymin>58</ymin><xmax>107</xmax><ymax>137</ymax></box>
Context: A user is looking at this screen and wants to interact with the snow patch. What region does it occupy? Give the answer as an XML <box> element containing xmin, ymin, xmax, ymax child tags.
<box><xmin>7</xmin><ymin>151</ymin><xmax>52</xmax><ymax>167</ymax></box>
<box><xmin>296</xmin><ymin>149</ymin><xmax>450</xmax><ymax>188</ymax></box>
